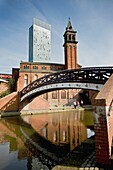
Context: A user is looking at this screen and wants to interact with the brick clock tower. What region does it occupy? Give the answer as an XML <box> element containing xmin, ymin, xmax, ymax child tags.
<box><xmin>63</xmin><ymin>18</ymin><xmax>78</xmax><ymax>69</ymax></box>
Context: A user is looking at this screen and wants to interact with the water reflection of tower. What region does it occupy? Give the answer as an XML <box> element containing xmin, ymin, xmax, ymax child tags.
<box><xmin>22</xmin><ymin>111</ymin><xmax>87</xmax><ymax>152</ymax></box>
<box><xmin>69</xmin><ymin>110</ymin><xmax>87</xmax><ymax>151</ymax></box>
<box><xmin>52</xmin><ymin>111</ymin><xmax>87</xmax><ymax>151</ymax></box>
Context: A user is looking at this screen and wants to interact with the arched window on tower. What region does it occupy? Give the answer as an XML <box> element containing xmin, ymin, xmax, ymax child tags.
<box><xmin>67</xmin><ymin>34</ymin><xmax>69</xmax><ymax>41</ymax></box>
<box><xmin>69</xmin><ymin>34</ymin><xmax>71</xmax><ymax>41</ymax></box>
<box><xmin>72</xmin><ymin>35</ymin><xmax>75</xmax><ymax>41</ymax></box>
<box><xmin>24</xmin><ymin>74</ymin><xmax>28</xmax><ymax>87</ymax></box>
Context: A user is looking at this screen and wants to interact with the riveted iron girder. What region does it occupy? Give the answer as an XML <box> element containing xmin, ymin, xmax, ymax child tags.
<box><xmin>20</xmin><ymin>67</ymin><xmax>113</xmax><ymax>101</ymax></box>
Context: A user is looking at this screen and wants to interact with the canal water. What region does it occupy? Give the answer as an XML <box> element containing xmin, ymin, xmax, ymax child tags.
<box><xmin>0</xmin><ymin>110</ymin><xmax>94</xmax><ymax>170</ymax></box>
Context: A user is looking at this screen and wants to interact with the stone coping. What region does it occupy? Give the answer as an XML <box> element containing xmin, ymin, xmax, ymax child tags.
<box><xmin>0</xmin><ymin>107</ymin><xmax>85</xmax><ymax>117</ymax></box>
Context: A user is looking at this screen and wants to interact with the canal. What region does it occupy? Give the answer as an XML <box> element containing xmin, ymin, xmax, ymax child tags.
<box><xmin>0</xmin><ymin>109</ymin><xmax>94</xmax><ymax>170</ymax></box>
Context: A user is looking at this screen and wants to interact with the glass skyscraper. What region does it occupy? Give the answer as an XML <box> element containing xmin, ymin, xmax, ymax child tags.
<box><xmin>29</xmin><ymin>18</ymin><xmax>51</xmax><ymax>62</ymax></box>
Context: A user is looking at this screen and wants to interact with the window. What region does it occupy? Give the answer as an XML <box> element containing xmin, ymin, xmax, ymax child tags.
<box><xmin>50</xmin><ymin>65</ymin><xmax>55</xmax><ymax>71</ymax></box>
<box><xmin>73</xmin><ymin>35</ymin><xmax>75</xmax><ymax>41</ymax></box>
<box><xmin>33</xmin><ymin>66</ymin><xmax>38</xmax><ymax>69</ymax></box>
<box><xmin>69</xmin><ymin>34</ymin><xmax>71</xmax><ymax>41</ymax></box>
<box><xmin>52</xmin><ymin>91</ymin><xmax>57</xmax><ymax>99</ymax></box>
<box><xmin>34</xmin><ymin>74</ymin><xmax>38</xmax><ymax>80</ymax></box>
<box><xmin>53</xmin><ymin>131</ymin><xmax>57</xmax><ymax>142</ymax></box>
<box><xmin>63</xmin><ymin>130</ymin><xmax>67</xmax><ymax>142</ymax></box>
<box><xmin>42</xmin><ymin>66</ymin><xmax>47</xmax><ymax>70</ymax></box>
<box><xmin>24</xmin><ymin>65</ymin><xmax>29</xmax><ymax>69</ymax></box>
<box><xmin>24</xmin><ymin>74</ymin><xmax>28</xmax><ymax>87</ymax></box>
<box><xmin>61</xmin><ymin>90</ymin><xmax>66</xmax><ymax>99</ymax></box>
<box><xmin>43</xmin><ymin>93</ymin><xmax>48</xmax><ymax>100</ymax></box>
<box><xmin>58</xmin><ymin>67</ymin><xmax>64</xmax><ymax>70</ymax></box>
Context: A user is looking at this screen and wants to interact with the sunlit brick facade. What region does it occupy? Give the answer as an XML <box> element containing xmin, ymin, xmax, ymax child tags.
<box><xmin>17</xmin><ymin>62</ymin><xmax>65</xmax><ymax>91</ymax></box>
<box><xmin>16</xmin><ymin>19</ymin><xmax>82</xmax><ymax>108</ymax></box>
<box><xmin>17</xmin><ymin>61</ymin><xmax>81</xmax><ymax>107</ymax></box>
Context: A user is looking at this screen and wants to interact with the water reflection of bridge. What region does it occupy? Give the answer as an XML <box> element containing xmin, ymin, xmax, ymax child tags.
<box><xmin>21</xmin><ymin>110</ymin><xmax>89</xmax><ymax>151</ymax></box>
<box><xmin>21</xmin><ymin>110</ymin><xmax>91</xmax><ymax>169</ymax></box>
<box><xmin>19</xmin><ymin>67</ymin><xmax>113</xmax><ymax>167</ymax></box>
<box><xmin>0</xmin><ymin>117</ymin><xmax>62</xmax><ymax>169</ymax></box>
<box><xmin>0</xmin><ymin>110</ymin><xmax>93</xmax><ymax>169</ymax></box>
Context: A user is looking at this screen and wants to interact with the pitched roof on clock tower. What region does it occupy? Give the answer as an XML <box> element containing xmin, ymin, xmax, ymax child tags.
<box><xmin>63</xmin><ymin>18</ymin><xmax>78</xmax><ymax>69</ymax></box>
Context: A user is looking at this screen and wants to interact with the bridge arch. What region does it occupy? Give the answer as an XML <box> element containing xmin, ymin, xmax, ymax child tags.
<box><xmin>19</xmin><ymin>67</ymin><xmax>113</xmax><ymax>166</ymax></box>
<box><xmin>20</xmin><ymin>67</ymin><xmax>113</xmax><ymax>102</ymax></box>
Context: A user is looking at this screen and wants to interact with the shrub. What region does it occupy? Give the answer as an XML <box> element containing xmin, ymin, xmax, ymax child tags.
<box><xmin>0</xmin><ymin>90</ymin><xmax>10</xmax><ymax>98</ymax></box>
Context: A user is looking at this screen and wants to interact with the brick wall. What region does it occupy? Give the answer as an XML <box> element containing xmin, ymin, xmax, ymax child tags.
<box><xmin>0</xmin><ymin>82</ymin><xmax>8</xmax><ymax>94</ymax></box>
<box><xmin>65</xmin><ymin>44</ymin><xmax>77</xmax><ymax>69</ymax></box>
<box><xmin>0</xmin><ymin>92</ymin><xmax>19</xmax><ymax>112</ymax></box>
<box><xmin>19</xmin><ymin>96</ymin><xmax>50</xmax><ymax>112</ymax></box>
<box><xmin>94</xmin><ymin>74</ymin><xmax>113</xmax><ymax>165</ymax></box>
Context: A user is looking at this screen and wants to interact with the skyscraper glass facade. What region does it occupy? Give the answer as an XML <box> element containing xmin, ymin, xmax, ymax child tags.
<box><xmin>29</xmin><ymin>18</ymin><xmax>51</xmax><ymax>62</ymax></box>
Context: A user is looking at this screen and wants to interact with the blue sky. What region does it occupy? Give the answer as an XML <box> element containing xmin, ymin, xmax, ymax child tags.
<box><xmin>0</xmin><ymin>0</ymin><xmax>113</xmax><ymax>73</ymax></box>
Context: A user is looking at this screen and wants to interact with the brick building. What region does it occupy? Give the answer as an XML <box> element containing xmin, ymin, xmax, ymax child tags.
<box><xmin>15</xmin><ymin>19</ymin><xmax>82</xmax><ymax>110</ymax></box>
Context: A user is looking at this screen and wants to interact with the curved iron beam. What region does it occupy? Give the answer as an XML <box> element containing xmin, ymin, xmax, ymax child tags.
<box><xmin>20</xmin><ymin>67</ymin><xmax>113</xmax><ymax>101</ymax></box>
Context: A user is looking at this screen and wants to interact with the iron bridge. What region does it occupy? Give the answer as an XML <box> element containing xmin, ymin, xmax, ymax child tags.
<box><xmin>20</xmin><ymin>66</ymin><xmax>113</xmax><ymax>102</ymax></box>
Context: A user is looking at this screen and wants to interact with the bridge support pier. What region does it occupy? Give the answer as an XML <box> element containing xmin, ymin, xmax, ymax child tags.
<box><xmin>93</xmin><ymin>74</ymin><xmax>113</xmax><ymax>166</ymax></box>
<box><xmin>93</xmin><ymin>100</ymin><xmax>112</xmax><ymax>165</ymax></box>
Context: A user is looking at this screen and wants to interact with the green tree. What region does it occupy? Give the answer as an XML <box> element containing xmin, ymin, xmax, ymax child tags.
<box><xmin>0</xmin><ymin>78</ymin><xmax>16</xmax><ymax>98</ymax></box>
<box><xmin>8</xmin><ymin>78</ymin><xmax>16</xmax><ymax>93</ymax></box>
<box><xmin>0</xmin><ymin>90</ymin><xmax>9</xmax><ymax>98</ymax></box>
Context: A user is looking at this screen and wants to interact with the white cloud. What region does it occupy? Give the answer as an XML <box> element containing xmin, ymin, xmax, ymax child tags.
<box><xmin>1</xmin><ymin>0</ymin><xmax>113</xmax><ymax>73</ymax></box>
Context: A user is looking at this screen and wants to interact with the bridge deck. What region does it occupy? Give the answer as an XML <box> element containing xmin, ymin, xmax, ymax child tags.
<box><xmin>20</xmin><ymin>67</ymin><xmax>113</xmax><ymax>102</ymax></box>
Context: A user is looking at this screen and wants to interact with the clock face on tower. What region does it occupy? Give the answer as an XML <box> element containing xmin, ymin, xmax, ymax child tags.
<box><xmin>33</xmin><ymin>25</ymin><xmax>51</xmax><ymax>62</ymax></box>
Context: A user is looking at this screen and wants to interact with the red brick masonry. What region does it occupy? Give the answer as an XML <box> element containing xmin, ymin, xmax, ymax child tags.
<box><xmin>94</xmin><ymin>74</ymin><xmax>113</xmax><ymax>165</ymax></box>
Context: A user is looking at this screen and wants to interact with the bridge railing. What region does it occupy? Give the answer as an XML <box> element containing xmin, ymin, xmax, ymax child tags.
<box><xmin>20</xmin><ymin>67</ymin><xmax>113</xmax><ymax>99</ymax></box>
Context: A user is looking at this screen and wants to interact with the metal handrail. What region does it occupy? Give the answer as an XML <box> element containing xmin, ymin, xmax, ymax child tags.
<box><xmin>20</xmin><ymin>67</ymin><xmax>113</xmax><ymax>99</ymax></box>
